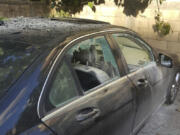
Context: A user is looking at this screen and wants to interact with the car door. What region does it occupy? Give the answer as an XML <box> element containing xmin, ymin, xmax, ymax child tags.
<box><xmin>134</xmin><ymin>37</ymin><xmax>170</xmax><ymax>110</ymax></box>
<box><xmin>79</xmin><ymin>35</ymin><xmax>136</xmax><ymax>135</ymax></box>
<box><xmin>110</xmin><ymin>32</ymin><xmax>155</xmax><ymax>133</ymax></box>
<box><xmin>38</xmin><ymin>34</ymin><xmax>136</xmax><ymax>135</ymax></box>
<box><xmin>38</xmin><ymin>57</ymin><xmax>102</xmax><ymax>135</ymax></box>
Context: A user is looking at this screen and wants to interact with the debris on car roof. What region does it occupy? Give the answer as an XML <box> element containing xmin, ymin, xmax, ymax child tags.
<box><xmin>0</xmin><ymin>17</ymin><xmax>109</xmax><ymax>30</ymax></box>
<box><xmin>0</xmin><ymin>17</ymin><xmax>111</xmax><ymax>48</ymax></box>
<box><xmin>0</xmin><ymin>17</ymin><xmax>130</xmax><ymax>50</ymax></box>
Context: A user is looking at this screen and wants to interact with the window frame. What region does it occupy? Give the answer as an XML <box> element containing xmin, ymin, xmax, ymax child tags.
<box><xmin>37</xmin><ymin>31</ymin><xmax>125</xmax><ymax>118</ymax></box>
<box><xmin>108</xmin><ymin>31</ymin><xmax>155</xmax><ymax>73</ymax></box>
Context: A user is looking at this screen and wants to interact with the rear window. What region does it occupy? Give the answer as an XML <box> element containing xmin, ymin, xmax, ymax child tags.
<box><xmin>0</xmin><ymin>40</ymin><xmax>40</xmax><ymax>99</ymax></box>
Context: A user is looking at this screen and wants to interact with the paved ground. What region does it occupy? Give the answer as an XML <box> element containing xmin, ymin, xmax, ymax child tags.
<box><xmin>138</xmin><ymin>92</ymin><xmax>180</xmax><ymax>135</ymax></box>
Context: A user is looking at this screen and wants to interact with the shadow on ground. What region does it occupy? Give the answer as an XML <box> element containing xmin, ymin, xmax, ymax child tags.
<box><xmin>138</xmin><ymin>91</ymin><xmax>180</xmax><ymax>135</ymax></box>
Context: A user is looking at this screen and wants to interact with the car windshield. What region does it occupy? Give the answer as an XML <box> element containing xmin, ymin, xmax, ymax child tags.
<box><xmin>0</xmin><ymin>39</ymin><xmax>40</xmax><ymax>99</ymax></box>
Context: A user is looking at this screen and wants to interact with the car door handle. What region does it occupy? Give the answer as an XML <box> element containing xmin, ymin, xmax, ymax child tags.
<box><xmin>76</xmin><ymin>107</ymin><xmax>100</xmax><ymax>122</ymax></box>
<box><xmin>137</xmin><ymin>78</ymin><xmax>148</xmax><ymax>87</ymax></box>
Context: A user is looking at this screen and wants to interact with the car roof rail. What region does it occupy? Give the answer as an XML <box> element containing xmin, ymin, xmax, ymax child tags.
<box><xmin>50</xmin><ymin>17</ymin><xmax>110</xmax><ymax>25</ymax></box>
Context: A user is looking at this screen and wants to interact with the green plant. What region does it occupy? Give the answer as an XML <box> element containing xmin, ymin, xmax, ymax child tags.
<box><xmin>50</xmin><ymin>0</ymin><xmax>154</xmax><ymax>17</ymax></box>
<box><xmin>49</xmin><ymin>9</ymin><xmax>72</xmax><ymax>18</ymax></box>
<box><xmin>88</xmin><ymin>2</ymin><xmax>96</xmax><ymax>12</ymax></box>
<box><xmin>58</xmin><ymin>10</ymin><xmax>71</xmax><ymax>17</ymax></box>
<box><xmin>153</xmin><ymin>0</ymin><xmax>172</xmax><ymax>36</ymax></box>
<box><xmin>154</xmin><ymin>20</ymin><xmax>171</xmax><ymax>36</ymax></box>
<box><xmin>50</xmin><ymin>0</ymin><xmax>171</xmax><ymax>36</ymax></box>
<box><xmin>0</xmin><ymin>17</ymin><xmax>6</xmax><ymax>21</ymax></box>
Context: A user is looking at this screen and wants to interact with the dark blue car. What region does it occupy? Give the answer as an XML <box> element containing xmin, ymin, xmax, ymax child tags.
<box><xmin>0</xmin><ymin>17</ymin><xmax>179</xmax><ymax>135</ymax></box>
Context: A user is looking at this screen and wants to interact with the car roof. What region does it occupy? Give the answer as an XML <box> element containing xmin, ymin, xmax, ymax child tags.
<box><xmin>0</xmin><ymin>17</ymin><xmax>132</xmax><ymax>50</ymax></box>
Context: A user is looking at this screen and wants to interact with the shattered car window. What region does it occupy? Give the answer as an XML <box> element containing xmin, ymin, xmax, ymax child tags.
<box><xmin>0</xmin><ymin>40</ymin><xmax>40</xmax><ymax>99</ymax></box>
<box><xmin>67</xmin><ymin>36</ymin><xmax>120</xmax><ymax>92</ymax></box>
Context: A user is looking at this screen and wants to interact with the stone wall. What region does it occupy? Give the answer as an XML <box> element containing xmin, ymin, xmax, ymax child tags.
<box><xmin>75</xmin><ymin>0</ymin><xmax>180</xmax><ymax>60</ymax></box>
<box><xmin>0</xmin><ymin>0</ymin><xmax>49</xmax><ymax>17</ymax></box>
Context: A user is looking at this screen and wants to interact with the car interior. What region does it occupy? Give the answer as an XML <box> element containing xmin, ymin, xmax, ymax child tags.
<box><xmin>70</xmin><ymin>44</ymin><xmax>116</xmax><ymax>91</ymax></box>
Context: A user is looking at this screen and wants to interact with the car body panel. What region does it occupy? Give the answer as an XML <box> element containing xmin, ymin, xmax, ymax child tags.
<box><xmin>41</xmin><ymin>76</ymin><xmax>136</xmax><ymax>135</ymax></box>
<box><xmin>0</xmin><ymin>52</ymin><xmax>50</xmax><ymax>135</ymax></box>
<box><xmin>127</xmin><ymin>68</ymin><xmax>152</xmax><ymax>133</ymax></box>
<box><xmin>95</xmin><ymin>76</ymin><xmax>136</xmax><ymax>135</ymax></box>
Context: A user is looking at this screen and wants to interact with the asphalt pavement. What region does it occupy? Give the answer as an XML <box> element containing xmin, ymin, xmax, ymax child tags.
<box><xmin>138</xmin><ymin>91</ymin><xmax>180</xmax><ymax>135</ymax></box>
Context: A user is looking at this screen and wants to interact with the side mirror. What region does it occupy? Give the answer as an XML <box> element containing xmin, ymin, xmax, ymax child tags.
<box><xmin>159</xmin><ymin>54</ymin><xmax>173</xmax><ymax>68</ymax></box>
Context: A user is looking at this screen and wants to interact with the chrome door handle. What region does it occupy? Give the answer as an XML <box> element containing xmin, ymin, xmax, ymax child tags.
<box><xmin>137</xmin><ymin>78</ymin><xmax>148</xmax><ymax>87</ymax></box>
<box><xmin>76</xmin><ymin>107</ymin><xmax>100</xmax><ymax>122</ymax></box>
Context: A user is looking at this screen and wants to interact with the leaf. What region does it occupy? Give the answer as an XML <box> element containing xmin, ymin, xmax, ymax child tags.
<box><xmin>88</xmin><ymin>2</ymin><xmax>94</xmax><ymax>9</ymax></box>
<box><xmin>88</xmin><ymin>2</ymin><xmax>96</xmax><ymax>12</ymax></box>
<box><xmin>0</xmin><ymin>48</ymin><xmax>4</xmax><ymax>56</ymax></box>
<box><xmin>159</xmin><ymin>0</ymin><xmax>165</xmax><ymax>4</ymax></box>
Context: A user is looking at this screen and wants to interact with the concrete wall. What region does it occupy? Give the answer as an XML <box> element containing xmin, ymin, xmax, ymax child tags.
<box><xmin>0</xmin><ymin>0</ymin><xmax>180</xmax><ymax>59</ymax></box>
<box><xmin>0</xmin><ymin>0</ymin><xmax>49</xmax><ymax>17</ymax></box>
<box><xmin>75</xmin><ymin>0</ymin><xmax>180</xmax><ymax>60</ymax></box>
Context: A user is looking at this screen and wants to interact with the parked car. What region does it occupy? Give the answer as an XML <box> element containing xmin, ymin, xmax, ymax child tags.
<box><xmin>0</xmin><ymin>17</ymin><xmax>179</xmax><ymax>135</ymax></box>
